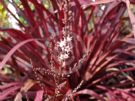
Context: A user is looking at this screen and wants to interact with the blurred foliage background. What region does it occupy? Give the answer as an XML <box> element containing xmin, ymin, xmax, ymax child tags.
<box><xmin>0</xmin><ymin>0</ymin><xmax>51</xmax><ymax>28</ymax></box>
<box><xmin>0</xmin><ymin>3</ymin><xmax>8</xmax><ymax>27</ymax></box>
<box><xmin>0</xmin><ymin>0</ymin><xmax>135</xmax><ymax>36</ymax></box>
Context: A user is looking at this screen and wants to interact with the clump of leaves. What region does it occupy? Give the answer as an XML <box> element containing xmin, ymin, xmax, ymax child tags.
<box><xmin>0</xmin><ymin>0</ymin><xmax>135</xmax><ymax>101</ymax></box>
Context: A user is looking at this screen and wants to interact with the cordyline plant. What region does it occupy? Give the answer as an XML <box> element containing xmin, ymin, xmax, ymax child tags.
<box><xmin>0</xmin><ymin>0</ymin><xmax>135</xmax><ymax>101</ymax></box>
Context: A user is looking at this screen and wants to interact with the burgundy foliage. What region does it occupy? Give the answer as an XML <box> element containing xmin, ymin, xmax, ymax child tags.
<box><xmin>0</xmin><ymin>0</ymin><xmax>135</xmax><ymax>101</ymax></box>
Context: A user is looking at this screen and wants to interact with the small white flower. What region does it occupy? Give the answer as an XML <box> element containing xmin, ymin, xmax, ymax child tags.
<box><xmin>64</xmin><ymin>45</ymin><xmax>72</xmax><ymax>53</ymax></box>
<box><xmin>57</xmin><ymin>40</ymin><xmax>66</xmax><ymax>48</ymax></box>
<box><xmin>63</xmin><ymin>54</ymin><xmax>69</xmax><ymax>59</ymax></box>
<box><xmin>58</xmin><ymin>53</ymin><xmax>69</xmax><ymax>61</ymax></box>
<box><xmin>66</xmin><ymin>35</ymin><xmax>72</xmax><ymax>42</ymax></box>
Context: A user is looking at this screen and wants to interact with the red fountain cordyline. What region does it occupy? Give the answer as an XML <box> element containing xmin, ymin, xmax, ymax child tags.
<box><xmin>0</xmin><ymin>0</ymin><xmax>135</xmax><ymax>101</ymax></box>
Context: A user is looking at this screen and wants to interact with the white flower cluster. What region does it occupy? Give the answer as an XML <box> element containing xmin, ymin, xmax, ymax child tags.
<box><xmin>57</xmin><ymin>34</ymin><xmax>73</xmax><ymax>63</ymax></box>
